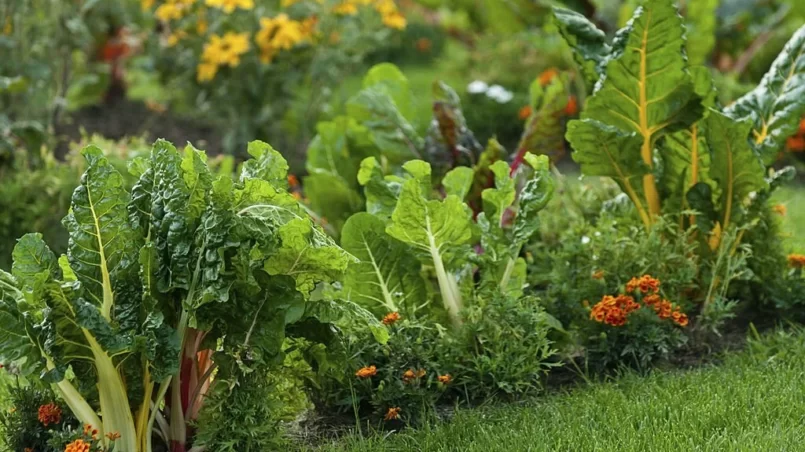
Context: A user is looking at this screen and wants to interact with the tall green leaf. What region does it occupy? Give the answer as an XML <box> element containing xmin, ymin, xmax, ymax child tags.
<box><xmin>581</xmin><ymin>1</ymin><xmax>702</xmax><ymax>218</ymax></box>
<box><xmin>62</xmin><ymin>146</ymin><xmax>139</xmax><ymax>321</ymax></box>
<box><xmin>723</xmin><ymin>25</ymin><xmax>805</xmax><ymax>165</ymax></box>
<box><xmin>705</xmin><ymin>110</ymin><xmax>769</xmax><ymax>232</ymax></box>
<box><xmin>684</xmin><ymin>0</ymin><xmax>718</xmax><ymax>65</ymax></box>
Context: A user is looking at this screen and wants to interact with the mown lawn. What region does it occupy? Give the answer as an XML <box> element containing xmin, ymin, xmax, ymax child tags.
<box><xmin>324</xmin><ymin>327</ymin><xmax>805</xmax><ymax>451</ymax></box>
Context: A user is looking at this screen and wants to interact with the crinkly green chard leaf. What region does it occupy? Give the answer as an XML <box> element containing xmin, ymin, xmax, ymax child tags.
<box><xmin>705</xmin><ymin>110</ymin><xmax>769</xmax><ymax>235</ymax></box>
<box><xmin>12</xmin><ymin>233</ymin><xmax>60</xmax><ymax>302</ymax></box>
<box><xmin>684</xmin><ymin>0</ymin><xmax>718</xmax><ymax>65</ymax></box>
<box><xmin>386</xmin><ymin>164</ymin><xmax>473</xmax><ymax>325</ymax></box>
<box><xmin>566</xmin><ymin>119</ymin><xmax>651</xmax><ymax>225</ymax></box>
<box><xmin>62</xmin><ymin>145</ymin><xmax>141</xmax><ymax>321</ymax></box>
<box><xmin>341</xmin><ymin>213</ymin><xmax>427</xmax><ymax>315</ymax></box>
<box><xmin>580</xmin><ymin>0</ymin><xmax>703</xmax><ymax>222</ymax></box>
<box><xmin>240</xmin><ymin>140</ymin><xmax>289</xmax><ymax>188</ymax></box>
<box><xmin>723</xmin><ymin>25</ymin><xmax>805</xmax><ymax>165</ymax></box>
<box><xmin>552</xmin><ymin>7</ymin><xmax>611</xmax><ymax>85</ymax></box>
<box><xmin>0</xmin><ymin>269</ymin><xmax>44</xmax><ymax>375</ymax></box>
<box><xmin>265</xmin><ymin>217</ymin><xmax>352</xmax><ymax>295</ymax></box>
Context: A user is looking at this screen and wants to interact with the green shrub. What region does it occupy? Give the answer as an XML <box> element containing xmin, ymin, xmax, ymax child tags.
<box><xmin>0</xmin><ymin>379</ymin><xmax>79</xmax><ymax>452</ymax></box>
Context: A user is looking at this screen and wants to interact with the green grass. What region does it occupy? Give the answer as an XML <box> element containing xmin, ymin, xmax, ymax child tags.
<box><xmin>324</xmin><ymin>327</ymin><xmax>805</xmax><ymax>451</ymax></box>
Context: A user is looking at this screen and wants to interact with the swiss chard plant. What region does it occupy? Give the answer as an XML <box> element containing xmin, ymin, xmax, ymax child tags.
<box><xmin>0</xmin><ymin>140</ymin><xmax>372</xmax><ymax>451</ymax></box>
<box><xmin>304</xmin><ymin>62</ymin><xmax>572</xmax><ymax>237</ymax></box>
<box><xmin>554</xmin><ymin>1</ymin><xmax>805</xmax><ymax>247</ymax></box>
<box><xmin>339</xmin><ymin>151</ymin><xmax>554</xmax><ymax>326</ymax></box>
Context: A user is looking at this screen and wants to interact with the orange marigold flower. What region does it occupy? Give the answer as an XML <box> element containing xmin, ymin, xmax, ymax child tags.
<box><xmin>106</xmin><ymin>431</ymin><xmax>122</xmax><ymax>441</ymax></box>
<box><xmin>415</xmin><ymin>37</ymin><xmax>432</xmax><ymax>53</ymax></box>
<box><xmin>382</xmin><ymin>312</ymin><xmax>400</xmax><ymax>325</ymax></box>
<box><xmin>591</xmin><ymin>270</ymin><xmax>605</xmax><ymax>280</ymax></box>
<box><xmin>538</xmin><ymin>68</ymin><xmax>559</xmax><ymax>86</ymax></box>
<box><xmin>37</xmin><ymin>402</ymin><xmax>62</xmax><ymax>426</ymax></box>
<box><xmin>788</xmin><ymin>135</ymin><xmax>805</xmax><ymax>152</ymax></box>
<box><xmin>287</xmin><ymin>174</ymin><xmax>299</xmax><ymax>187</ymax></box>
<box><xmin>590</xmin><ymin>294</ymin><xmax>640</xmax><ymax>326</ymax></box>
<box><xmin>384</xmin><ymin>406</ymin><xmax>401</xmax><ymax>421</ymax></box>
<box><xmin>788</xmin><ymin>253</ymin><xmax>805</xmax><ymax>268</ymax></box>
<box><xmin>65</xmin><ymin>439</ymin><xmax>91</xmax><ymax>452</ymax></box>
<box><xmin>626</xmin><ymin>275</ymin><xmax>660</xmax><ymax>294</ymax></box>
<box><xmin>674</xmin><ymin>312</ymin><xmax>689</xmax><ymax>327</ymax></box>
<box><xmin>643</xmin><ymin>293</ymin><xmax>661</xmax><ymax>306</ymax></box>
<box><xmin>355</xmin><ymin>365</ymin><xmax>377</xmax><ymax>378</ymax></box>
<box><xmin>518</xmin><ymin>105</ymin><xmax>532</xmax><ymax>121</ymax></box>
<box><xmin>772</xmin><ymin>204</ymin><xmax>787</xmax><ymax>216</ymax></box>
<box><xmin>402</xmin><ymin>369</ymin><xmax>416</xmax><ymax>382</ymax></box>
<box><xmin>437</xmin><ymin>374</ymin><xmax>452</xmax><ymax>384</ymax></box>
<box><xmin>564</xmin><ymin>95</ymin><xmax>578</xmax><ymax>116</ymax></box>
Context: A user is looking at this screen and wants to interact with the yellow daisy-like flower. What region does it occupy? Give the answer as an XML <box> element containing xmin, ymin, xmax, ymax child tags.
<box><xmin>197</xmin><ymin>61</ymin><xmax>218</xmax><ymax>82</ymax></box>
<box><xmin>382</xmin><ymin>12</ymin><xmax>406</xmax><ymax>30</ymax></box>
<box><xmin>374</xmin><ymin>0</ymin><xmax>397</xmax><ymax>15</ymax></box>
<box><xmin>205</xmin><ymin>0</ymin><xmax>254</xmax><ymax>13</ymax></box>
<box><xmin>333</xmin><ymin>1</ymin><xmax>358</xmax><ymax>15</ymax></box>
<box><xmin>202</xmin><ymin>32</ymin><xmax>250</xmax><ymax>67</ymax></box>
<box><xmin>141</xmin><ymin>0</ymin><xmax>156</xmax><ymax>11</ymax></box>
<box><xmin>155</xmin><ymin>3</ymin><xmax>185</xmax><ymax>21</ymax></box>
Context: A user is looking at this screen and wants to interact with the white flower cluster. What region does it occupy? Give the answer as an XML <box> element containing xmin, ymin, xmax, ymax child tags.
<box><xmin>466</xmin><ymin>80</ymin><xmax>513</xmax><ymax>103</ymax></box>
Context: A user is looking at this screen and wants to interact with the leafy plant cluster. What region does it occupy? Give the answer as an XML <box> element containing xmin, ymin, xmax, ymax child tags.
<box><xmin>302</xmin><ymin>61</ymin><xmax>576</xmax><ymax>235</ymax></box>
<box><xmin>0</xmin><ymin>139</ymin><xmax>383</xmax><ymax>451</ymax></box>
<box><xmin>537</xmin><ymin>0</ymin><xmax>805</xmax><ymax>367</ymax></box>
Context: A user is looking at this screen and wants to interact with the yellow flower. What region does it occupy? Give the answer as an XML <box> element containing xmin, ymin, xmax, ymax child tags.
<box><xmin>155</xmin><ymin>3</ymin><xmax>186</xmax><ymax>21</ymax></box>
<box><xmin>202</xmin><ymin>32</ymin><xmax>250</xmax><ymax>67</ymax></box>
<box><xmin>141</xmin><ymin>0</ymin><xmax>156</xmax><ymax>10</ymax></box>
<box><xmin>374</xmin><ymin>0</ymin><xmax>397</xmax><ymax>15</ymax></box>
<box><xmin>333</xmin><ymin>1</ymin><xmax>358</xmax><ymax>15</ymax></box>
<box><xmin>2</xmin><ymin>17</ymin><xmax>12</xmax><ymax>35</ymax></box>
<box><xmin>255</xmin><ymin>14</ymin><xmax>307</xmax><ymax>62</ymax></box>
<box><xmin>166</xmin><ymin>31</ymin><xmax>187</xmax><ymax>47</ymax></box>
<box><xmin>197</xmin><ymin>62</ymin><xmax>218</xmax><ymax>82</ymax></box>
<box><xmin>772</xmin><ymin>204</ymin><xmax>787</xmax><ymax>216</ymax></box>
<box><xmin>205</xmin><ymin>0</ymin><xmax>254</xmax><ymax>13</ymax></box>
<box><xmin>382</xmin><ymin>12</ymin><xmax>406</xmax><ymax>30</ymax></box>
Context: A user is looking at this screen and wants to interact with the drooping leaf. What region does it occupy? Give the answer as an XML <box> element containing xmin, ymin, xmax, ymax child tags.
<box><xmin>240</xmin><ymin>140</ymin><xmax>289</xmax><ymax>188</ymax></box>
<box><xmin>723</xmin><ymin>25</ymin><xmax>805</xmax><ymax>165</ymax></box>
<box><xmin>705</xmin><ymin>110</ymin><xmax>769</xmax><ymax>231</ymax></box>
<box><xmin>552</xmin><ymin>6</ymin><xmax>611</xmax><ymax>84</ymax></box>
<box><xmin>12</xmin><ymin>233</ymin><xmax>59</xmax><ymax>299</ymax></box>
<box><xmin>0</xmin><ymin>270</ymin><xmax>44</xmax><ymax>375</ymax></box>
<box><xmin>566</xmin><ymin>119</ymin><xmax>651</xmax><ymax>224</ymax></box>
<box><xmin>512</xmin><ymin>154</ymin><xmax>554</xmax><ymax>249</ymax></box>
<box><xmin>341</xmin><ymin>213</ymin><xmax>426</xmax><ymax>315</ymax></box>
<box><xmin>265</xmin><ymin>218</ymin><xmax>352</xmax><ymax>295</ymax></box>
